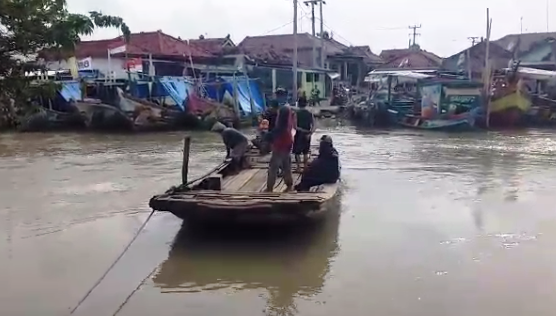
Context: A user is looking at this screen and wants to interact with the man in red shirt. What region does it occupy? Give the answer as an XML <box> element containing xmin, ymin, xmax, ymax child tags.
<box><xmin>265</xmin><ymin>104</ymin><xmax>294</xmax><ymax>192</ymax></box>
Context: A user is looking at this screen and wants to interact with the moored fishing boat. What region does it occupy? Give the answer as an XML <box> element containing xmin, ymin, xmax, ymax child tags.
<box><xmin>19</xmin><ymin>107</ymin><xmax>85</xmax><ymax>132</ymax></box>
<box><xmin>395</xmin><ymin>79</ymin><xmax>482</xmax><ymax>131</ymax></box>
<box><xmin>149</xmin><ymin>137</ymin><xmax>340</xmax><ymax>225</ymax></box>
<box><xmin>398</xmin><ymin>113</ymin><xmax>476</xmax><ymax>131</ymax></box>
<box><xmin>73</xmin><ymin>99</ymin><xmax>131</xmax><ymax>131</ymax></box>
<box><xmin>115</xmin><ymin>87</ymin><xmax>181</xmax><ymax>131</ymax></box>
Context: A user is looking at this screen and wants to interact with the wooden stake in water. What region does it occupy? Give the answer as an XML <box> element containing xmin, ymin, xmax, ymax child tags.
<box><xmin>182</xmin><ymin>136</ymin><xmax>191</xmax><ymax>185</ymax></box>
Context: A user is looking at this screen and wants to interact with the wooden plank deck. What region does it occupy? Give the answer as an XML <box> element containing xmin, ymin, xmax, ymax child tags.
<box><xmin>149</xmin><ymin>146</ymin><xmax>338</xmax><ymax>214</ymax></box>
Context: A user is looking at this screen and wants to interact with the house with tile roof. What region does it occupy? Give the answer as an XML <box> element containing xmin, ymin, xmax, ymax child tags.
<box><xmin>189</xmin><ymin>34</ymin><xmax>236</xmax><ymax>55</ymax></box>
<box><xmin>41</xmin><ymin>30</ymin><xmax>214</xmax><ymax>79</ymax></box>
<box><xmin>442</xmin><ymin>41</ymin><xmax>512</xmax><ymax>78</ymax></box>
<box><xmin>378</xmin><ymin>44</ymin><xmax>442</xmax><ymax>71</ymax></box>
<box><xmin>517</xmin><ymin>38</ymin><xmax>556</xmax><ymax>70</ymax></box>
<box><xmin>491</xmin><ymin>32</ymin><xmax>556</xmax><ymax>70</ymax></box>
<box><xmin>236</xmin><ymin>33</ymin><xmax>383</xmax><ymax>97</ymax></box>
<box><xmin>494</xmin><ymin>32</ymin><xmax>556</xmax><ymax>57</ymax></box>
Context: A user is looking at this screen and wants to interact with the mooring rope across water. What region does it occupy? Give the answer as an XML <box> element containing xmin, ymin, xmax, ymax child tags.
<box><xmin>69</xmin><ymin>209</ymin><xmax>156</xmax><ymax>315</ymax></box>
<box><xmin>111</xmin><ymin>265</ymin><xmax>159</xmax><ymax>316</ymax></box>
<box><xmin>70</xmin><ymin>158</ymin><xmax>229</xmax><ymax>315</ymax></box>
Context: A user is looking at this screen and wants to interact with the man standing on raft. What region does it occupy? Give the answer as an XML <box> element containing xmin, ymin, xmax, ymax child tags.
<box><xmin>293</xmin><ymin>91</ymin><xmax>315</xmax><ymax>171</ymax></box>
<box><xmin>265</xmin><ymin>104</ymin><xmax>294</xmax><ymax>192</ymax></box>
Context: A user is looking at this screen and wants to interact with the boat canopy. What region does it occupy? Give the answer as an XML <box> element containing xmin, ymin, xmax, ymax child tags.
<box><xmin>504</xmin><ymin>67</ymin><xmax>556</xmax><ymax>81</ymax></box>
<box><xmin>364</xmin><ymin>70</ymin><xmax>435</xmax><ymax>83</ymax></box>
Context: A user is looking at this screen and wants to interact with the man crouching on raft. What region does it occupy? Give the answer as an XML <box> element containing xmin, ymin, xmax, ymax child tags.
<box><xmin>211</xmin><ymin>121</ymin><xmax>250</xmax><ymax>172</ymax></box>
<box><xmin>265</xmin><ymin>104</ymin><xmax>294</xmax><ymax>192</ymax></box>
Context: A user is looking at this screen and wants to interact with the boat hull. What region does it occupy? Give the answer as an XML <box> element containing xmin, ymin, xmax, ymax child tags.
<box><xmin>163</xmin><ymin>196</ymin><xmax>336</xmax><ymax>225</ymax></box>
<box><xmin>19</xmin><ymin>108</ymin><xmax>86</xmax><ymax>132</ymax></box>
<box><xmin>487</xmin><ymin>107</ymin><xmax>524</xmax><ymax>128</ymax></box>
<box><xmin>74</xmin><ymin>101</ymin><xmax>133</xmax><ymax>131</ymax></box>
<box><xmin>487</xmin><ymin>91</ymin><xmax>531</xmax><ymax>128</ymax></box>
<box><xmin>398</xmin><ymin>114</ymin><xmax>476</xmax><ymax>132</ymax></box>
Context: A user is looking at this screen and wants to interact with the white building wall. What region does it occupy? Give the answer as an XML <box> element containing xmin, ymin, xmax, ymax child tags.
<box><xmin>46</xmin><ymin>57</ymin><xmax>129</xmax><ymax>79</ymax></box>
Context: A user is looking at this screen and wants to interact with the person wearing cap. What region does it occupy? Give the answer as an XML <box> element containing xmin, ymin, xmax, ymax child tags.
<box><xmin>294</xmin><ymin>135</ymin><xmax>340</xmax><ymax>192</ymax></box>
<box><xmin>211</xmin><ymin>121</ymin><xmax>250</xmax><ymax>170</ymax></box>
<box><xmin>265</xmin><ymin>104</ymin><xmax>295</xmax><ymax>192</ymax></box>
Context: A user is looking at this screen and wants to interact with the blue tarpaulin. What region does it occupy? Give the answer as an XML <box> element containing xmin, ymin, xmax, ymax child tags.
<box><xmin>158</xmin><ymin>77</ymin><xmax>194</xmax><ymax>111</ymax></box>
<box><xmin>203</xmin><ymin>76</ymin><xmax>263</xmax><ymax>116</ymax></box>
<box><xmin>59</xmin><ymin>81</ymin><xmax>81</xmax><ymax>102</ymax></box>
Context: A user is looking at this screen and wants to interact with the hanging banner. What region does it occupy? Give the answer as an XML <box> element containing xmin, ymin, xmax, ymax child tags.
<box><xmin>77</xmin><ymin>57</ymin><xmax>93</xmax><ymax>70</ymax></box>
<box><xmin>108</xmin><ymin>44</ymin><xmax>126</xmax><ymax>55</ymax></box>
<box><xmin>124</xmin><ymin>58</ymin><xmax>143</xmax><ymax>73</ymax></box>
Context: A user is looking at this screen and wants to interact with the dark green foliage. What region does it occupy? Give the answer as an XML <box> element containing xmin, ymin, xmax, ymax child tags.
<box><xmin>0</xmin><ymin>0</ymin><xmax>130</xmax><ymax>129</ymax></box>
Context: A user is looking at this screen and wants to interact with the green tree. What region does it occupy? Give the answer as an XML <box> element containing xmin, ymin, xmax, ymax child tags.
<box><xmin>0</xmin><ymin>0</ymin><xmax>130</xmax><ymax>129</ymax></box>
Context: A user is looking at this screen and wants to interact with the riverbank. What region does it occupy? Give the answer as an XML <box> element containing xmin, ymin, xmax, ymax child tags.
<box><xmin>2</xmin><ymin>129</ymin><xmax>556</xmax><ymax>315</ymax></box>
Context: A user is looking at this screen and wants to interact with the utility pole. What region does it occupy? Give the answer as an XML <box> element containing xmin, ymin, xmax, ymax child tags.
<box><xmin>468</xmin><ymin>36</ymin><xmax>480</xmax><ymax>46</ymax></box>
<box><xmin>304</xmin><ymin>0</ymin><xmax>317</xmax><ymax>68</ymax></box>
<box><xmin>319</xmin><ymin>0</ymin><xmax>325</xmax><ymax>68</ymax></box>
<box><xmin>292</xmin><ymin>0</ymin><xmax>298</xmax><ymax>103</ymax></box>
<box><xmin>466</xmin><ymin>37</ymin><xmax>480</xmax><ymax>80</ymax></box>
<box><xmin>304</xmin><ymin>0</ymin><xmax>325</xmax><ymax>68</ymax></box>
<box><xmin>408</xmin><ymin>24</ymin><xmax>421</xmax><ymax>47</ymax></box>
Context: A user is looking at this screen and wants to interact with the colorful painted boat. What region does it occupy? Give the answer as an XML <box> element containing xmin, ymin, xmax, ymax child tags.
<box><xmin>393</xmin><ymin>78</ymin><xmax>482</xmax><ymax>131</ymax></box>
<box><xmin>487</xmin><ymin>78</ymin><xmax>531</xmax><ymax>128</ymax></box>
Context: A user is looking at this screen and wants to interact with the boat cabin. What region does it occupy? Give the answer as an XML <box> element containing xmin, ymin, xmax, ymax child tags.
<box><xmin>419</xmin><ymin>80</ymin><xmax>483</xmax><ymax>119</ymax></box>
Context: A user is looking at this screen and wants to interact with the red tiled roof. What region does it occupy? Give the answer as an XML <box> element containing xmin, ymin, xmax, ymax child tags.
<box><xmin>348</xmin><ymin>46</ymin><xmax>383</xmax><ymax>65</ymax></box>
<box><xmin>380</xmin><ymin>47</ymin><xmax>442</xmax><ymax>65</ymax></box>
<box><xmin>188</xmin><ymin>36</ymin><xmax>235</xmax><ymax>55</ymax></box>
<box><xmin>379</xmin><ymin>49</ymin><xmax>442</xmax><ymax>69</ymax></box>
<box><xmin>41</xmin><ymin>31</ymin><xmax>212</xmax><ymax>60</ymax></box>
<box><xmin>237</xmin><ymin>33</ymin><xmax>346</xmax><ymax>67</ymax></box>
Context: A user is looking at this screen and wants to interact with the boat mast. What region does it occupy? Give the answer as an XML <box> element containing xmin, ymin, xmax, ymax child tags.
<box><xmin>293</xmin><ymin>0</ymin><xmax>298</xmax><ymax>103</ymax></box>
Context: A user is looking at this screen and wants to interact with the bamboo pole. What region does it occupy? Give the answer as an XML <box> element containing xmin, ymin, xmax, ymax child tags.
<box><xmin>232</xmin><ymin>72</ymin><xmax>240</xmax><ymax>120</ymax></box>
<box><xmin>245</xmin><ymin>76</ymin><xmax>257</xmax><ymax>125</ymax></box>
<box><xmin>182</xmin><ymin>136</ymin><xmax>191</xmax><ymax>185</ymax></box>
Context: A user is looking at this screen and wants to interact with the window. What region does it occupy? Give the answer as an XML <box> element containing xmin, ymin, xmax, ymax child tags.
<box><xmin>306</xmin><ymin>73</ymin><xmax>320</xmax><ymax>82</ymax></box>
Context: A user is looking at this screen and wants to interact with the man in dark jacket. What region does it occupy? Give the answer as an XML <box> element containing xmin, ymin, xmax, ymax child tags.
<box><xmin>293</xmin><ymin>96</ymin><xmax>315</xmax><ymax>171</ymax></box>
<box><xmin>294</xmin><ymin>135</ymin><xmax>340</xmax><ymax>192</ymax></box>
<box><xmin>211</xmin><ymin>121</ymin><xmax>250</xmax><ymax>169</ymax></box>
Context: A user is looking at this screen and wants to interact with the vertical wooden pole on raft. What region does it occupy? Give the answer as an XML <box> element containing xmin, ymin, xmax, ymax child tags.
<box><xmin>245</xmin><ymin>77</ymin><xmax>257</xmax><ymax>126</ymax></box>
<box><xmin>232</xmin><ymin>73</ymin><xmax>241</xmax><ymax>124</ymax></box>
<box><xmin>182</xmin><ymin>136</ymin><xmax>191</xmax><ymax>185</ymax></box>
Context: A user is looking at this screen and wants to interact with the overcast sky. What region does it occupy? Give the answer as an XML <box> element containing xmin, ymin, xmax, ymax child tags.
<box><xmin>68</xmin><ymin>0</ymin><xmax>556</xmax><ymax>57</ymax></box>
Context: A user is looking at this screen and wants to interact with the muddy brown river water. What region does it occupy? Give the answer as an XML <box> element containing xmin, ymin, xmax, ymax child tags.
<box><xmin>2</xmin><ymin>124</ymin><xmax>556</xmax><ymax>316</ymax></box>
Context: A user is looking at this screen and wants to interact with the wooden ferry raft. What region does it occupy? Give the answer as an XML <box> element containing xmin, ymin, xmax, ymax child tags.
<box><xmin>148</xmin><ymin>136</ymin><xmax>339</xmax><ymax>223</ymax></box>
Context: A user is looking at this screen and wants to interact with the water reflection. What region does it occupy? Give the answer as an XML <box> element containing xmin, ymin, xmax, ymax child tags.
<box><xmin>153</xmin><ymin>197</ymin><xmax>341</xmax><ymax>316</ymax></box>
